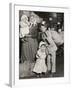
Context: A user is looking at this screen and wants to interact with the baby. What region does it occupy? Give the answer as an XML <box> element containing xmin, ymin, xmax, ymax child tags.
<box><xmin>19</xmin><ymin>15</ymin><xmax>29</xmax><ymax>38</ymax></box>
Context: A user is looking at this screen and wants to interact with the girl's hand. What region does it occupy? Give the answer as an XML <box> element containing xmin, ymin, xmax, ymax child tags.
<box><xmin>36</xmin><ymin>54</ymin><xmax>40</xmax><ymax>58</ymax></box>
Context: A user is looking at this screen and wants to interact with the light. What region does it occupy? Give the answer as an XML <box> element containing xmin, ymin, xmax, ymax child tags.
<box><xmin>53</xmin><ymin>13</ymin><xmax>57</xmax><ymax>18</ymax></box>
<box><xmin>57</xmin><ymin>22</ymin><xmax>60</xmax><ymax>25</ymax></box>
<box><xmin>49</xmin><ymin>17</ymin><xmax>53</xmax><ymax>21</ymax></box>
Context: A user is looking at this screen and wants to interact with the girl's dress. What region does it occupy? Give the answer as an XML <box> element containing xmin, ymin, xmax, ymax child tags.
<box><xmin>33</xmin><ymin>49</ymin><xmax>47</xmax><ymax>73</ymax></box>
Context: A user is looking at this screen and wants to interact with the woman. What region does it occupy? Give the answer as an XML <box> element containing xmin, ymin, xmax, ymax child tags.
<box><xmin>21</xmin><ymin>15</ymin><xmax>38</xmax><ymax>62</ymax></box>
<box><xmin>20</xmin><ymin>14</ymin><xmax>39</xmax><ymax>77</ymax></box>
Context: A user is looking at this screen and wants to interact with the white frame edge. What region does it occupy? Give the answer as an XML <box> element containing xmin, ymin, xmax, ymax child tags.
<box><xmin>9</xmin><ymin>3</ymin><xmax>70</xmax><ymax>87</ymax></box>
<box><xmin>9</xmin><ymin>3</ymin><xmax>15</xmax><ymax>87</ymax></box>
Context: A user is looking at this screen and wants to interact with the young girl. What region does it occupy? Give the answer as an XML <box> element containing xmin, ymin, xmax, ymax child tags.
<box><xmin>33</xmin><ymin>41</ymin><xmax>47</xmax><ymax>77</ymax></box>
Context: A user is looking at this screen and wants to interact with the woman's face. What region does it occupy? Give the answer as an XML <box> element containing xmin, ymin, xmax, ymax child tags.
<box><xmin>40</xmin><ymin>26</ymin><xmax>47</xmax><ymax>32</ymax></box>
<box><xmin>30</xmin><ymin>16</ymin><xmax>35</xmax><ymax>23</ymax></box>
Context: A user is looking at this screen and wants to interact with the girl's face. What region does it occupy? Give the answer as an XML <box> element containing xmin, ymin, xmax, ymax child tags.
<box><xmin>40</xmin><ymin>26</ymin><xmax>47</xmax><ymax>32</ymax></box>
<box><xmin>51</xmin><ymin>28</ymin><xmax>54</xmax><ymax>31</ymax></box>
<box><xmin>40</xmin><ymin>45</ymin><xmax>46</xmax><ymax>52</ymax></box>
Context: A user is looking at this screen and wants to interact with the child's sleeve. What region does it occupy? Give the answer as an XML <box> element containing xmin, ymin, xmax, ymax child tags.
<box><xmin>36</xmin><ymin>51</ymin><xmax>40</xmax><ymax>58</ymax></box>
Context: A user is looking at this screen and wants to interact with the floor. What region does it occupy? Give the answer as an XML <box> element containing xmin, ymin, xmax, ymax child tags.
<box><xmin>19</xmin><ymin>55</ymin><xmax>64</xmax><ymax>79</ymax></box>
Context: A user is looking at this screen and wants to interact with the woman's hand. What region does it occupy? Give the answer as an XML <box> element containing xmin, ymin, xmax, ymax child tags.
<box><xmin>21</xmin><ymin>38</ymin><xmax>24</xmax><ymax>42</ymax></box>
<box><xmin>25</xmin><ymin>34</ymin><xmax>32</xmax><ymax>37</ymax></box>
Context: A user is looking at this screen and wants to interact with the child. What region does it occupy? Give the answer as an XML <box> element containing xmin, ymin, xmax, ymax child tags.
<box><xmin>32</xmin><ymin>41</ymin><xmax>47</xmax><ymax>77</ymax></box>
<box><xmin>40</xmin><ymin>21</ymin><xmax>57</xmax><ymax>76</ymax></box>
<box><xmin>19</xmin><ymin>14</ymin><xmax>29</xmax><ymax>39</ymax></box>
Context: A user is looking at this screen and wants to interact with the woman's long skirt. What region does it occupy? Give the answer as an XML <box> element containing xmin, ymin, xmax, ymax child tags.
<box><xmin>21</xmin><ymin>37</ymin><xmax>38</xmax><ymax>62</ymax></box>
<box><xmin>20</xmin><ymin>37</ymin><xmax>38</xmax><ymax>77</ymax></box>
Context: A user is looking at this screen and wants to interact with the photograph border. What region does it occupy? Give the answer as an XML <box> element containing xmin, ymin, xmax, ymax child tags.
<box><xmin>9</xmin><ymin>3</ymin><xmax>70</xmax><ymax>87</ymax></box>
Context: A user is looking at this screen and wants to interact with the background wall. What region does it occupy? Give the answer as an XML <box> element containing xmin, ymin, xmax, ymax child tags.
<box><xmin>0</xmin><ymin>0</ymin><xmax>72</xmax><ymax>89</ymax></box>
